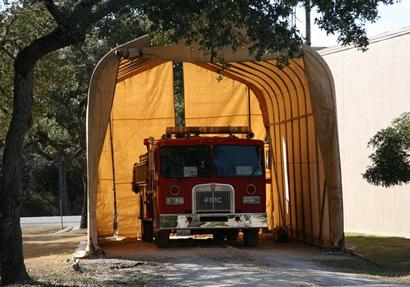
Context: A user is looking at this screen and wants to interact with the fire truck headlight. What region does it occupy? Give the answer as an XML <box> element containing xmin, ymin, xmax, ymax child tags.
<box><xmin>166</xmin><ymin>197</ymin><xmax>184</xmax><ymax>205</ymax></box>
<box><xmin>169</xmin><ymin>185</ymin><xmax>181</xmax><ymax>195</ymax></box>
<box><xmin>246</xmin><ymin>184</ymin><xmax>257</xmax><ymax>194</ymax></box>
<box><xmin>243</xmin><ymin>196</ymin><xmax>260</xmax><ymax>204</ymax></box>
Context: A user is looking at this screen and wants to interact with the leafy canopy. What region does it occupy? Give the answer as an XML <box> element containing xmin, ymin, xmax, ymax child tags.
<box><xmin>0</xmin><ymin>3</ymin><xmax>147</xmax><ymax>216</ymax></box>
<box><xmin>140</xmin><ymin>0</ymin><xmax>396</xmax><ymax>63</ymax></box>
<box><xmin>363</xmin><ymin>113</ymin><xmax>410</xmax><ymax>187</ymax></box>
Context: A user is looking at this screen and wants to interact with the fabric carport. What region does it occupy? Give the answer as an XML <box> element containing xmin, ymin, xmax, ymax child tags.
<box><xmin>86</xmin><ymin>35</ymin><xmax>344</xmax><ymax>255</ymax></box>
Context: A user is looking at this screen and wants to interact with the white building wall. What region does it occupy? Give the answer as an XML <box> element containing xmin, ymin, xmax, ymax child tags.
<box><xmin>320</xmin><ymin>28</ymin><xmax>410</xmax><ymax>238</ymax></box>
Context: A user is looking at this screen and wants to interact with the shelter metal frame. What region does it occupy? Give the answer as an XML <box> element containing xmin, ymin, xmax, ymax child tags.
<box><xmin>85</xmin><ymin>36</ymin><xmax>344</xmax><ymax>256</ymax></box>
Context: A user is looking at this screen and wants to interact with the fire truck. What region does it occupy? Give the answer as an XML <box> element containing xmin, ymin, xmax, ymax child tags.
<box><xmin>132</xmin><ymin>126</ymin><xmax>267</xmax><ymax>247</ymax></box>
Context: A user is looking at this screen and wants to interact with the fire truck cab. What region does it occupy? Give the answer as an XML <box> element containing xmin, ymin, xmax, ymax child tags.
<box><xmin>132</xmin><ymin>126</ymin><xmax>268</xmax><ymax>247</ymax></box>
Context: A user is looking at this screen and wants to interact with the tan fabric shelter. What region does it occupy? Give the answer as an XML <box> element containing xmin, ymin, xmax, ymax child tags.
<box><xmin>86</xmin><ymin>35</ymin><xmax>344</xmax><ymax>253</ymax></box>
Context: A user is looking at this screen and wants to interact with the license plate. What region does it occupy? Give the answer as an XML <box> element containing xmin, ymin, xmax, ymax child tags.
<box><xmin>176</xmin><ymin>229</ymin><xmax>191</xmax><ymax>237</ymax></box>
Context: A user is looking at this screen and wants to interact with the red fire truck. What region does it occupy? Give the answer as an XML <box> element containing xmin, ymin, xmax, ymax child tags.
<box><xmin>132</xmin><ymin>126</ymin><xmax>267</xmax><ymax>247</ymax></box>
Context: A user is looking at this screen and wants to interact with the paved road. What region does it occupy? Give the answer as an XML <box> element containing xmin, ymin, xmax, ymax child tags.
<box><xmin>20</xmin><ymin>215</ymin><xmax>81</xmax><ymax>229</ymax></box>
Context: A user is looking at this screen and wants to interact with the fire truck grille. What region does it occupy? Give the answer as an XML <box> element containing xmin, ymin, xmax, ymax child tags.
<box><xmin>193</xmin><ymin>184</ymin><xmax>234</xmax><ymax>213</ymax></box>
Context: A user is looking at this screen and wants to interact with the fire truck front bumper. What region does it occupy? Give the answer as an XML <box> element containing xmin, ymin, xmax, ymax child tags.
<box><xmin>159</xmin><ymin>213</ymin><xmax>267</xmax><ymax>229</ymax></box>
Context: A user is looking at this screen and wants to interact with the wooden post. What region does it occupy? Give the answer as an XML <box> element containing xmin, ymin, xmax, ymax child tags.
<box><xmin>305</xmin><ymin>0</ymin><xmax>311</xmax><ymax>46</ymax></box>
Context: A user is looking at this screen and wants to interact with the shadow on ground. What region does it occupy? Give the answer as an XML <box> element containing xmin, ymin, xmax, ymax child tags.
<box><xmin>316</xmin><ymin>235</ymin><xmax>410</xmax><ymax>283</ymax></box>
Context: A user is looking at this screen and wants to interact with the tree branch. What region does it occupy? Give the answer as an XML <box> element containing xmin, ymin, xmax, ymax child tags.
<box><xmin>73</xmin><ymin>0</ymin><xmax>101</xmax><ymax>11</ymax></box>
<box><xmin>87</xmin><ymin>0</ymin><xmax>134</xmax><ymax>24</ymax></box>
<box><xmin>43</xmin><ymin>0</ymin><xmax>67</xmax><ymax>26</ymax></box>
<box><xmin>69</xmin><ymin>0</ymin><xmax>98</xmax><ymax>25</ymax></box>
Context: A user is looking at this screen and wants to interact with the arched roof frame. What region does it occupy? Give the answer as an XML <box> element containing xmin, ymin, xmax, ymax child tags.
<box><xmin>86</xmin><ymin>35</ymin><xmax>344</xmax><ymax>255</ymax></box>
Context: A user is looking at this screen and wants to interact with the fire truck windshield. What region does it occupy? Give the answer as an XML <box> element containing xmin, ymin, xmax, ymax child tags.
<box><xmin>160</xmin><ymin>144</ymin><xmax>263</xmax><ymax>178</ymax></box>
<box><xmin>213</xmin><ymin>145</ymin><xmax>263</xmax><ymax>177</ymax></box>
<box><xmin>160</xmin><ymin>145</ymin><xmax>212</xmax><ymax>178</ymax></box>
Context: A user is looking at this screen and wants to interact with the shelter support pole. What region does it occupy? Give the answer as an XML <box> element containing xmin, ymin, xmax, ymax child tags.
<box><xmin>315</xmin><ymin>136</ymin><xmax>324</xmax><ymax>245</ymax></box>
<box><xmin>319</xmin><ymin>180</ymin><xmax>327</xmax><ymax>245</ymax></box>
<box><xmin>109</xmin><ymin>119</ymin><xmax>119</xmax><ymax>237</ymax></box>
<box><xmin>248</xmin><ymin>87</ymin><xmax>252</xmax><ymax>130</ymax></box>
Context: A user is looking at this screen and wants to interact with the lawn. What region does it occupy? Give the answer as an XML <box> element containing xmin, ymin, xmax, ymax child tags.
<box><xmin>318</xmin><ymin>233</ymin><xmax>410</xmax><ymax>283</ymax></box>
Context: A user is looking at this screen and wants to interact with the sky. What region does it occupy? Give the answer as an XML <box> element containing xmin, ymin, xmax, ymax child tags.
<box><xmin>296</xmin><ymin>1</ymin><xmax>410</xmax><ymax>47</ymax></box>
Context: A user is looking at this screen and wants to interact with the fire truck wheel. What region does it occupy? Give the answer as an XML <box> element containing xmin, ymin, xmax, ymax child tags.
<box><xmin>213</xmin><ymin>231</ymin><xmax>225</xmax><ymax>242</ymax></box>
<box><xmin>156</xmin><ymin>230</ymin><xmax>170</xmax><ymax>248</ymax></box>
<box><xmin>141</xmin><ymin>220</ymin><xmax>154</xmax><ymax>242</ymax></box>
<box><xmin>243</xmin><ymin>229</ymin><xmax>258</xmax><ymax>247</ymax></box>
<box><xmin>226</xmin><ymin>230</ymin><xmax>239</xmax><ymax>241</ymax></box>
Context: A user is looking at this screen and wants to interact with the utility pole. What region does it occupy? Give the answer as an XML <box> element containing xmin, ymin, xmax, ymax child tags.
<box><xmin>305</xmin><ymin>0</ymin><xmax>311</xmax><ymax>46</ymax></box>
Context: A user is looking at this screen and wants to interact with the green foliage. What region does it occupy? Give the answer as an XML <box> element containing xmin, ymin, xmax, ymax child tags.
<box><xmin>141</xmin><ymin>0</ymin><xmax>301</xmax><ymax>63</ymax></box>
<box><xmin>140</xmin><ymin>0</ymin><xmax>396</xmax><ymax>64</ymax></box>
<box><xmin>313</xmin><ymin>0</ymin><xmax>396</xmax><ymax>48</ymax></box>
<box><xmin>363</xmin><ymin>113</ymin><xmax>410</xmax><ymax>187</ymax></box>
<box><xmin>0</xmin><ymin>1</ymin><xmax>55</xmax><ymax>146</ymax></box>
<box><xmin>93</xmin><ymin>9</ymin><xmax>148</xmax><ymax>48</ymax></box>
<box><xmin>0</xmin><ymin>3</ymin><xmax>148</xmax><ymax>216</ymax></box>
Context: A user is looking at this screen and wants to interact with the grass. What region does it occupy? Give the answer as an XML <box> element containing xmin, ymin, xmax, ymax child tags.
<box><xmin>346</xmin><ymin>232</ymin><xmax>410</xmax><ymax>262</ymax></box>
<box><xmin>317</xmin><ymin>233</ymin><xmax>410</xmax><ymax>283</ymax></box>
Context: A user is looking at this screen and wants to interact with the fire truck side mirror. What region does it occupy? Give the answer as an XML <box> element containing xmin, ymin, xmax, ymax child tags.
<box><xmin>265</xmin><ymin>149</ymin><xmax>272</xmax><ymax>170</ymax></box>
<box><xmin>143</xmin><ymin>137</ymin><xmax>155</xmax><ymax>146</ymax></box>
<box><xmin>132</xmin><ymin>183</ymin><xmax>139</xmax><ymax>194</ymax></box>
<box><xmin>132</xmin><ymin>163</ymin><xmax>139</xmax><ymax>193</ymax></box>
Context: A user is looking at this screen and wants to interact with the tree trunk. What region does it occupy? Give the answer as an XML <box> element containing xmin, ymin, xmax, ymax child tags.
<box><xmin>80</xmin><ymin>175</ymin><xmax>87</xmax><ymax>229</ymax></box>
<box><xmin>57</xmin><ymin>154</ymin><xmax>70</xmax><ymax>216</ymax></box>
<box><xmin>0</xmin><ymin>28</ymin><xmax>84</xmax><ymax>285</ymax></box>
<box><xmin>0</xmin><ymin>50</ymin><xmax>34</xmax><ymax>285</ymax></box>
<box><xmin>0</xmin><ymin>2</ymin><xmax>129</xmax><ymax>283</ymax></box>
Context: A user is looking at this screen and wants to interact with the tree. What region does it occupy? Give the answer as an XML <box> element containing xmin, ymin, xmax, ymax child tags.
<box><xmin>0</xmin><ymin>0</ymin><xmax>398</xmax><ymax>285</ymax></box>
<box><xmin>363</xmin><ymin>113</ymin><xmax>410</xmax><ymax>187</ymax></box>
<box><xmin>140</xmin><ymin>0</ymin><xmax>395</xmax><ymax>63</ymax></box>
<box><xmin>1</xmin><ymin>1</ymin><xmax>148</xmax><ymax>223</ymax></box>
<box><xmin>0</xmin><ymin>1</ymin><xmax>140</xmax><ymax>284</ymax></box>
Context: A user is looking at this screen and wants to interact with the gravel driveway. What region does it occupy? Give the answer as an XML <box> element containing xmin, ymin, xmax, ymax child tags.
<box><xmin>85</xmin><ymin>233</ymin><xmax>405</xmax><ymax>286</ymax></box>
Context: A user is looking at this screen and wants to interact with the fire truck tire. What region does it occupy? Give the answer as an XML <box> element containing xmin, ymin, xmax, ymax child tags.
<box><xmin>141</xmin><ymin>220</ymin><xmax>154</xmax><ymax>242</ymax></box>
<box><xmin>156</xmin><ymin>230</ymin><xmax>170</xmax><ymax>248</ymax></box>
<box><xmin>243</xmin><ymin>229</ymin><xmax>258</xmax><ymax>247</ymax></box>
<box><xmin>226</xmin><ymin>230</ymin><xmax>239</xmax><ymax>241</ymax></box>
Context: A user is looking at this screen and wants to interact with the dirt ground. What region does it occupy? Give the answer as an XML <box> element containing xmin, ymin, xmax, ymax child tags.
<box><xmin>21</xmin><ymin>228</ymin><xmax>408</xmax><ymax>286</ymax></box>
